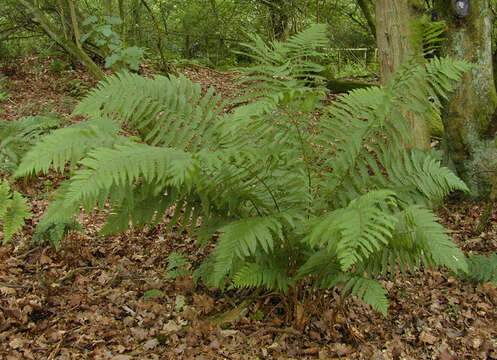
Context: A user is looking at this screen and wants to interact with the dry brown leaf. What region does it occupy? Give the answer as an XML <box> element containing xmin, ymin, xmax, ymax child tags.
<box><xmin>419</xmin><ymin>330</ymin><xmax>438</xmax><ymax>344</ymax></box>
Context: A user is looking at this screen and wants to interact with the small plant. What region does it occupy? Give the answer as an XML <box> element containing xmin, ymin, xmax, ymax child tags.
<box><xmin>143</xmin><ymin>289</ymin><xmax>165</xmax><ymax>301</ymax></box>
<box><xmin>82</xmin><ymin>16</ymin><xmax>145</xmax><ymax>71</ymax></box>
<box><xmin>0</xmin><ymin>114</ymin><xmax>65</xmax><ymax>173</ymax></box>
<box><xmin>0</xmin><ymin>181</ymin><xmax>30</xmax><ymax>244</ymax></box>
<box><xmin>165</xmin><ymin>252</ymin><xmax>192</xmax><ymax>279</ymax></box>
<box><xmin>32</xmin><ymin>217</ymin><xmax>83</xmax><ymax>251</ymax></box>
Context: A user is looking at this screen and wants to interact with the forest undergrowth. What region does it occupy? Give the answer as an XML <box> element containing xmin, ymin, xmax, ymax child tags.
<box><xmin>0</xmin><ymin>57</ymin><xmax>496</xmax><ymax>360</ymax></box>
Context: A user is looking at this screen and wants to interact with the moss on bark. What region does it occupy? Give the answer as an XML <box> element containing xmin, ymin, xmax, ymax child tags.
<box><xmin>435</xmin><ymin>0</ymin><xmax>497</xmax><ymax>198</ymax></box>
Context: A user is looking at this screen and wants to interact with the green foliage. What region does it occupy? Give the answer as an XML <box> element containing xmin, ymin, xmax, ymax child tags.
<box><xmin>32</xmin><ymin>217</ymin><xmax>83</xmax><ymax>251</ymax></box>
<box><xmin>410</xmin><ymin>15</ymin><xmax>447</xmax><ymax>57</ymax></box>
<box><xmin>0</xmin><ymin>181</ymin><xmax>30</xmax><ymax>244</ymax></box>
<box><xmin>143</xmin><ymin>289</ymin><xmax>165</xmax><ymax>301</ymax></box>
<box><xmin>0</xmin><ymin>75</ymin><xmax>9</xmax><ymax>102</ymax></box>
<box><xmin>459</xmin><ymin>253</ymin><xmax>497</xmax><ymax>284</ymax></box>
<box><xmin>0</xmin><ymin>114</ymin><xmax>65</xmax><ymax>173</ymax></box>
<box><xmin>166</xmin><ymin>252</ymin><xmax>192</xmax><ymax>279</ymax></box>
<box><xmin>82</xmin><ymin>16</ymin><xmax>145</xmax><ymax>71</ymax></box>
<box><xmin>17</xmin><ymin>24</ymin><xmax>471</xmax><ymax>316</ymax></box>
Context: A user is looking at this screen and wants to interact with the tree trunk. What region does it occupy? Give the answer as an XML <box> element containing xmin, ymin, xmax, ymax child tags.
<box><xmin>356</xmin><ymin>0</ymin><xmax>376</xmax><ymax>37</ymax></box>
<box><xmin>130</xmin><ymin>0</ymin><xmax>142</xmax><ymax>46</ymax></box>
<box><xmin>103</xmin><ymin>0</ymin><xmax>113</xmax><ymax>17</ymax></box>
<box><xmin>375</xmin><ymin>0</ymin><xmax>430</xmax><ymax>150</ymax></box>
<box><xmin>434</xmin><ymin>0</ymin><xmax>497</xmax><ymax>198</ymax></box>
<box><xmin>17</xmin><ymin>0</ymin><xmax>105</xmax><ymax>81</ymax></box>
<box><xmin>139</xmin><ymin>0</ymin><xmax>172</xmax><ymax>73</ymax></box>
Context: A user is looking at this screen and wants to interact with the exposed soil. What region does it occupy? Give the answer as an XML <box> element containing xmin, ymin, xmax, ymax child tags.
<box><xmin>0</xmin><ymin>58</ymin><xmax>496</xmax><ymax>360</ymax></box>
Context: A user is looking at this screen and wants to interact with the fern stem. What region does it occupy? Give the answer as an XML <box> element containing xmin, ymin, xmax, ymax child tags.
<box><xmin>283</xmin><ymin>109</ymin><xmax>313</xmax><ymax>211</ymax></box>
<box><xmin>233</xmin><ymin>161</ymin><xmax>281</xmax><ymax>213</ymax></box>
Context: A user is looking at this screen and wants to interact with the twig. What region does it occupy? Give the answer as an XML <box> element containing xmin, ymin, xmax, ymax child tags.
<box><xmin>15</xmin><ymin>245</ymin><xmax>41</xmax><ymax>259</ymax></box>
<box><xmin>250</xmin><ymin>326</ymin><xmax>301</xmax><ymax>337</ymax></box>
<box><xmin>0</xmin><ymin>282</ymin><xmax>31</xmax><ymax>289</ymax></box>
<box><xmin>47</xmin><ymin>334</ymin><xmax>65</xmax><ymax>360</ymax></box>
<box><xmin>53</xmin><ymin>266</ymin><xmax>101</xmax><ymax>284</ymax></box>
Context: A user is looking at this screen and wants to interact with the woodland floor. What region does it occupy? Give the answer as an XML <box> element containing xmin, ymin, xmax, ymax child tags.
<box><xmin>1</xmin><ymin>57</ymin><xmax>497</xmax><ymax>360</ymax></box>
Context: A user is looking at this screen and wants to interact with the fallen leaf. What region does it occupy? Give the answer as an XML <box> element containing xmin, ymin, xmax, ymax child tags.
<box><xmin>193</xmin><ymin>294</ymin><xmax>214</xmax><ymax>314</ymax></box>
<box><xmin>419</xmin><ymin>330</ymin><xmax>438</xmax><ymax>344</ymax></box>
<box><xmin>163</xmin><ymin>320</ymin><xmax>182</xmax><ymax>333</ymax></box>
<box><xmin>9</xmin><ymin>337</ymin><xmax>25</xmax><ymax>349</ymax></box>
<box><xmin>143</xmin><ymin>338</ymin><xmax>158</xmax><ymax>350</ymax></box>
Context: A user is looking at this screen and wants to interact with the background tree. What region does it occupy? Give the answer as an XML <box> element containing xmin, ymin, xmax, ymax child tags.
<box><xmin>16</xmin><ymin>0</ymin><xmax>105</xmax><ymax>80</ymax></box>
<box><xmin>434</xmin><ymin>0</ymin><xmax>497</xmax><ymax>198</ymax></box>
<box><xmin>375</xmin><ymin>0</ymin><xmax>430</xmax><ymax>150</ymax></box>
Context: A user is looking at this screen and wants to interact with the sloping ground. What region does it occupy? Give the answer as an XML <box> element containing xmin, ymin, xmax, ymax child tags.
<box><xmin>0</xmin><ymin>59</ymin><xmax>496</xmax><ymax>359</ymax></box>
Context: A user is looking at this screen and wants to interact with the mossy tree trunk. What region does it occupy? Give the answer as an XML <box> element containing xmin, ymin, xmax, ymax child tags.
<box><xmin>434</xmin><ymin>0</ymin><xmax>497</xmax><ymax>198</ymax></box>
<box><xmin>356</xmin><ymin>0</ymin><xmax>376</xmax><ymax>39</ymax></box>
<box><xmin>375</xmin><ymin>0</ymin><xmax>430</xmax><ymax>150</ymax></box>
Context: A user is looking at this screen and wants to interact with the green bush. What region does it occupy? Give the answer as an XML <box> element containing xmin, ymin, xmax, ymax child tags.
<box><xmin>82</xmin><ymin>16</ymin><xmax>145</xmax><ymax>71</ymax></box>
<box><xmin>17</xmin><ymin>24</ymin><xmax>471</xmax><ymax>318</ymax></box>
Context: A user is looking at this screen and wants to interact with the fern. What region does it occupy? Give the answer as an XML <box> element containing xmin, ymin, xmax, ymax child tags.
<box><xmin>16</xmin><ymin>24</ymin><xmax>471</xmax><ymax>317</ymax></box>
<box><xmin>0</xmin><ymin>181</ymin><xmax>30</xmax><ymax>244</ymax></box>
<box><xmin>15</xmin><ymin>117</ymin><xmax>126</xmax><ymax>177</ymax></box>
<box><xmin>0</xmin><ymin>114</ymin><xmax>66</xmax><ymax>173</ymax></box>
<box><xmin>165</xmin><ymin>251</ymin><xmax>192</xmax><ymax>279</ymax></box>
<box><xmin>32</xmin><ymin>217</ymin><xmax>83</xmax><ymax>251</ymax></box>
<box><xmin>460</xmin><ymin>253</ymin><xmax>497</xmax><ymax>284</ymax></box>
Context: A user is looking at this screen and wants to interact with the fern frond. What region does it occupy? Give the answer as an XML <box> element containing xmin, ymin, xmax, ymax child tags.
<box><xmin>382</xmin><ymin>149</ymin><xmax>469</xmax><ymax>206</ymax></box>
<box><xmin>0</xmin><ymin>114</ymin><xmax>65</xmax><ymax>172</ymax></box>
<box><xmin>231</xmin><ymin>261</ymin><xmax>293</xmax><ymax>293</ymax></box>
<box><xmin>15</xmin><ymin>117</ymin><xmax>124</xmax><ymax>177</ymax></box>
<box><xmin>42</xmin><ymin>142</ymin><xmax>198</xmax><ymax>225</ymax></box>
<box><xmin>33</xmin><ymin>216</ymin><xmax>83</xmax><ymax>251</ymax></box>
<box><xmin>210</xmin><ymin>216</ymin><xmax>285</xmax><ymax>286</ymax></box>
<box><xmin>343</xmin><ymin>277</ymin><xmax>389</xmax><ymax>316</ymax></box>
<box><xmin>304</xmin><ymin>190</ymin><xmax>398</xmax><ymax>271</ymax></box>
<box><xmin>367</xmin><ymin>205</ymin><xmax>468</xmax><ymax>275</ymax></box>
<box><xmin>234</xmin><ymin>24</ymin><xmax>328</xmax><ymax>104</ymax></box>
<box><xmin>74</xmin><ymin>72</ymin><xmax>224</xmax><ymax>151</ymax></box>
<box><xmin>165</xmin><ymin>251</ymin><xmax>192</xmax><ymax>279</ymax></box>
<box><xmin>462</xmin><ymin>253</ymin><xmax>497</xmax><ymax>284</ymax></box>
<box><xmin>0</xmin><ymin>182</ymin><xmax>30</xmax><ymax>244</ymax></box>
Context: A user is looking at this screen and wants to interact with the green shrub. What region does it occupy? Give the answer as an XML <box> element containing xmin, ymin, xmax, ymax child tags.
<box><xmin>82</xmin><ymin>16</ymin><xmax>145</xmax><ymax>71</ymax></box>
<box><xmin>16</xmin><ymin>24</ymin><xmax>471</xmax><ymax>318</ymax></box>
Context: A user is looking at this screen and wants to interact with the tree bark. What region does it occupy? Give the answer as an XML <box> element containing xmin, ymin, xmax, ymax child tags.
<box><xmin>356</xmin><ymin>0</ymin><xmax>376</xmax><ymax>37</ymax></box>
<box><xmin>434</xmin><ymin>0</ymin><xmax>497</xmax><ymax>198</ymax></box>
<box><xmin>375</xmin><ymin>0</ymin><xmax>430</xmax><ymax>150</ymax></box>
<box><xmin>68</xmin><ymin>0</ymin><xmax>81</xmax><ymax>50</ymax></box>
<box><xmin>17</xmin><ymin>0</ymin><xmax>105</xmax><ymax>81</ymax></box>
<box><xmin>130</xmin><ymin>0</ymin><xmax>142</xmax><ymax>46</ymax></box>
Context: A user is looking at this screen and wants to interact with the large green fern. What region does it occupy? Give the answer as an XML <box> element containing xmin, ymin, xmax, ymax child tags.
<box><xmin>16</xmin><ymin>24</ymin><xmax>471</xmax><ymax>317</ymax></box>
